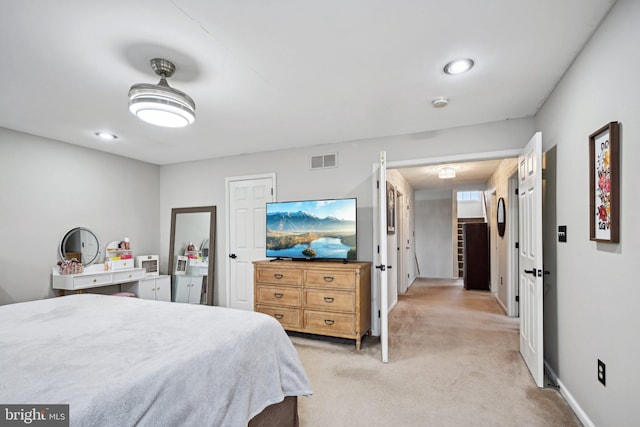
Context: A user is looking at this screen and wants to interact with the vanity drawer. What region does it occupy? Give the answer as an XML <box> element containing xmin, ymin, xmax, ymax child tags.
<box><xmin>110</xmin><ymin>259</ymin><xmax>136</xmax><ymax>270</ymax></box>
<box><xmin>256</xmin><ymin>285</ymin><xmax>301</xmax><ymax>307</ymax></box>
<box><xmin>255</xmin><ymin>267</ymin><xmax>302</xmax><ymax>286</ymax></box>
<box><xmin>256</xmin><ymin>305</ymin><xmax>302</xmax><ymax>329</ymax></box>
<box><xmin>304</xmin><ymin>270</ymin><xmax>355</xmax><ymax>289</ymax></box>
<box><xmin>304</xmin><ymin>289</ymin><xmax>355</xmax><ymax>312</ymax></box>
<box><xmin>113</xmin><ymin>269</ymin><xmax>145</xmax><ymax>283</ymax></box>
<box><xmin>304</xmin><ymin>310</ymin><xmax>355</xmax><ymax>335</ymax></box>
<box><xmin>74</xmin><ymin>274</ymin><xmax>112</xmax><ymax>289</ymax></box>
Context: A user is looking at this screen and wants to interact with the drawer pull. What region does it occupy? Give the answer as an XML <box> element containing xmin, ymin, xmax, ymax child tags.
<box><xmin>324</xmin><ymin>319</ymin><xmax>335</xmax><ymax>326</ymax></box>
<box><xmin>92</xmin><ymin>279</ymin><xmax>97</xmax><ymax>283</ymax></box>
<box><xmin>274</xmin><ymin>293</ymin><xmax>284</xmax><ymax>298</ymax></box>
<box><xmin>274</xmin><ymin>273</ymin><xmax>284</xmax><ymax>279</ymax></box>
<box><xmin>274</xmin><ymin>314</ymin><xmax>284</xmax><ymax>319</ymax></box>
<box><xmin>323</xmin><ymin>276</ymin><xmax>334</xmax><ymax>282</ymax></box>
<box><xmin>323</xmin><ymin>297</ymin><xmax>334</xmax><ymax>303</ymax></box>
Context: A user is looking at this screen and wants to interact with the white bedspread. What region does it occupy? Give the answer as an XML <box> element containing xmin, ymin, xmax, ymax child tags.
<box><xmin>0</xmin><ymin>294</ymin><xmax>312</xmax><ymax>426</ymax></box>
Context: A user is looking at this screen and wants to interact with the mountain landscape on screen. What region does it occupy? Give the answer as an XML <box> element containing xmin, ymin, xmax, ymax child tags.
<box><xmin>266</xmin><ymin>199</ymin><xmax>357</xmax><ymax>260</ymax></box>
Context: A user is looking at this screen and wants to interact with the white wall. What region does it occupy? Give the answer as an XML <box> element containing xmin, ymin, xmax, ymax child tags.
<box><xmin>457</xmin><ymin>199</ymin><xmax>484</xmax><ymax>218</ymax></box>
<box><xmin>486</xmin><ymin>158</ymin><xmax>518</xmax><ymax>311</ymax></box>
<box><xmin>535</xmin><ymin>1</ymin><xmax>639</xmax><ymax>425</ymax></box>
<box><xmin>415</xmin><ymin>190</ymin><xmax>454</xmax><ymax>278</ymax></box>
<box><xmin>0</xmin><ymin>128</ymin><xmax>160</xmax><ymax>305</ymax></box>
<box><xmin>385</xmin><ymin>169</ymin><xmax>415</xmax><ymax>304</ymax></box>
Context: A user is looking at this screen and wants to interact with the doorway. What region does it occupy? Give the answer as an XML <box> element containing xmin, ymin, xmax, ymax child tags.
<box><xmin>225</xmin><ymin>173</ymin><xmax>275</xmax><ymax>310</ymax></box>
<box><xmin>372</xmin><ymin>148</ymin><xmax>523</xmax><ymax>347</ymax></box>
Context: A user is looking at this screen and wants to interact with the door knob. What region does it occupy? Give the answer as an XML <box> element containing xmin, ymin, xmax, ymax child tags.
<box><xmin>229</xmin><ymin>254</ymin><xmax>237</xmax><ymax>259</ymax></box>
<box><xmin>524</xmin><ymin>269</ymin><xmax>537</xmax><ymax>277</ymax></box>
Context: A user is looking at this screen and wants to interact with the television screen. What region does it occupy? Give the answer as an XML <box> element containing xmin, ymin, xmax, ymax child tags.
<box><xmin>266</xmin><ymin>198</ymin><xmax>357</xmax><ymax>260</ymax></box>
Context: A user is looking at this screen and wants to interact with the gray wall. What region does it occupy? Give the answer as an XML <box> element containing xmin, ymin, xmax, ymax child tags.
<box><xmin>535</xmin><ymin>1</ymin><xmax>639</xmax><ymax>425</ymax></box>
<box><xmin>415</xmin><ymin>190</ymin><xmax>454</xmax><ymax>279</ymax></box>
<box><xmin>159</xmin><ymin>117</ymin><xmax>534</xmax><ymax>306</ymax></box>
<box><xmin>0</xmin><ymin>128</ymin><xmax>160</xmax><ymax>305</ymax></box>
<box><xmin>486</xmin><ymin>159</ymin><xmax>518</xmax><ymax>311</ymax></box>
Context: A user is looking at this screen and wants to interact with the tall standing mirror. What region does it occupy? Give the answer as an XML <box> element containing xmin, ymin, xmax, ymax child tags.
<box><xmin>168</xmin><ymin>206</ymin><xmax>216</xmax><ymax>305</ymax></box>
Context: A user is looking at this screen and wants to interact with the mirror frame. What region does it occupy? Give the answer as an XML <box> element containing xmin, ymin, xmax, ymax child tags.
<box><xmin>59</xmin><ymin>227</ymin><xmax>101</xmax><ymax>266</ymax></box>
<box><xmin>168</xmin><ymin>206</ymin><xmax>216</xmax><ymax>306</ymax></box>
<box><xmin>497</xmin><ymin>197</ymin><xmax>506</xmax><ymax>237</ymax></box>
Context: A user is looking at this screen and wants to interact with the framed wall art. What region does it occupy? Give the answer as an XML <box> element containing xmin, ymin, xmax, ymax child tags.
<box><xmin>589</xmin><ymin>121</ymin><xmax>620</xmax><ymax>243</ymax></box>
<box><xmin>386</xmin><ymin>181</ymin><xmax>396</xmax><ymax>234</ymax></box>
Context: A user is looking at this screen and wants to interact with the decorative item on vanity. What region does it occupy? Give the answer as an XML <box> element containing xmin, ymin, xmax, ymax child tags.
<box><xmin>58</xmin><ymin>259</ymin><xmax>84</xmax><ymax>275</ymax></box>
<box><xmin>105</xmin><ymin>239</ymin><xmax>135</xmax><ymax>270</ymax></box>
<box><xmin>173</xmin><ymin>255</ymin><xmax>188</xmax><ymax>275</ymax></box>
<box><xmin>136</xmin><ymin>255</ymin><xmax>160</xmax><ymax>277</ymax></box>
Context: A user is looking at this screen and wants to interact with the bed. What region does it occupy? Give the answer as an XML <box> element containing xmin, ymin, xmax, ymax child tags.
<box><xmin>0</xmin><ymin>294</ymin><xmax>312</xmax><ymax>426</ymax></box>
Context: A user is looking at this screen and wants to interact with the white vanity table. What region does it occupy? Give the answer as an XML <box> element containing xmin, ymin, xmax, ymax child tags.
<box><xmin>52</xmin><ymin>264</ymin><xmax>146</xmax><ymax>294</ymax></box>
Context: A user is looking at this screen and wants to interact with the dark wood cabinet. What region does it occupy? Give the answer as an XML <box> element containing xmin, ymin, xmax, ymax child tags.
<box><xmin>463</xmin><ymin>223</ymin><xmax>490</xmax><ymax>291</ymax></box>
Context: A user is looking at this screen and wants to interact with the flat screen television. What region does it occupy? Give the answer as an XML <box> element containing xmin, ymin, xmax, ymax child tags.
<box><xmin>266</xmin><ymin>198</ymin><xmax>357</xmax><ymax>260</ymax></box>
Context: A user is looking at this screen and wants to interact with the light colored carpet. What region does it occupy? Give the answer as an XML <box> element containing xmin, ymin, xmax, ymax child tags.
<box><xmin>292</xmin><ymin>278</ymin><xmax>581</xmax><ymax>427</ymax></box>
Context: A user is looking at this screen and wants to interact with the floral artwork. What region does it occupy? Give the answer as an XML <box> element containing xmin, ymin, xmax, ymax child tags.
<box><xmin>590</xmin><ymin>122</ymin><xmax>619</xmax><ymax>243</ymax></box>
<box><xmin>595</xmin><ymin>138</ymin><xmax>611</xmax><ymax>231</ymax></box>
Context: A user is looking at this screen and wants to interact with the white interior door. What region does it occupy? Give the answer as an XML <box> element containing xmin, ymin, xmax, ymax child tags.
<box><xmin>376</xmin><ymin>151</ymin><xmax>389</xmax><ymax>363</ymax></box>
<box><xmin>227</xmin><ymin>175</ymin><xmax>274</xmax><ymax>310</ymax></box>
<box><xmin>518</xmin><ymin>132</ymin><xmax>544</xmax><ymax>387</ymax></box>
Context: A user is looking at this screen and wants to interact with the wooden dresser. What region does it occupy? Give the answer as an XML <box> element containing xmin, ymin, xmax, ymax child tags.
<box><xmin>254</xmin><ymin>260</ymin><xmax>371</xmax><ymax>349</ymax></box>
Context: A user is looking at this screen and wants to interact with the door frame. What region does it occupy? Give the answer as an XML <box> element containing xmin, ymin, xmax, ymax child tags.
<box><xmin>371</xmin><ymin>148</ymin><xmax>522</xmax><ymax>338</ymax></box>
<box><xmin>396</xmin><ymin>190</ymin><xmax>407</xmax><ymax>294</ymax></box>
<box><xmin>225</xmin><ymin>172</ymin><xmax>276</xmax><ymax>308</ymax></box>
<box><xmin>507</xmin><ymin>172</ymin><xmax>520</xmax><ymax>317</ymax></box>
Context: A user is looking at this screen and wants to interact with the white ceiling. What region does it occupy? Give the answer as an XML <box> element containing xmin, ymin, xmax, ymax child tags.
<box><xmin>398</xmin><ymin>159</ymin><xmax>507</xmax><ymax>192</ymax></box>
<box><xmin>0</xmin><ymin>1</ymin><xmax>615</xmax><ymax>167</ymax></box>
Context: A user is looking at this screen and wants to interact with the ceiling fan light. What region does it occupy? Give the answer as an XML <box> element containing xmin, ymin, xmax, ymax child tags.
<box><xmin>438</xmin><ymin>167</ymin><xmax>456</xmax><ymax>179</ymax></box>
<box><xmin>128</xmin><ymin>59</ymin><xmax>196</xmax><ymax>128</ymax></box>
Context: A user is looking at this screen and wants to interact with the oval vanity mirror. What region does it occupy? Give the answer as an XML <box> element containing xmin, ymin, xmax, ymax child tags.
<box><xmin>497</xmin><ymin>197</ymin><xmax>506</xmax><ymax>237</ymax></box>
<box><xmin>59</xmin><ymin>227</ymin><xmax>101</xmax><ymax>266</ymax></box>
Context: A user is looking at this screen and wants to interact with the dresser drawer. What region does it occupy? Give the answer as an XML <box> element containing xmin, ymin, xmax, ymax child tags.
<box><xmin>304</xmin><ymin>270</ymin><xmax>355</xmax><ymax>289</ymax></box>
<box><xmin>257</xmin><ymin>305</ymin><xmax>302</xmax><ymax>329</ymax></box>
<box><xmin>256</xmin><ymin>285</ymin><xmax>301</xmax><ymax>306</ymax></box>
<box><xmin>256</xmin><ymin>267</ymin><xmax>302</xmax><ymax>285</ymax></box>
<box><xmin>304</xmin><ymin>289</ymin><xmax>354</xmax><ymax>312</ymax></box>
<box><xmin>304</xmin><ymin>310</ymin><xmax>355</xmax><ymax>335</ymax></box>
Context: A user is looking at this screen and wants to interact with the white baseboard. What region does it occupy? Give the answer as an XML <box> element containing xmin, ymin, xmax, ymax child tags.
<box><xmin>494</xmin><ymin>293</ymin><xmax>509</xmax><ymax>315</ymax></box>
<box><xmin>544</xmin><ymin>361</ymin><xmax>595</xmax><ymax>427</ymax></box>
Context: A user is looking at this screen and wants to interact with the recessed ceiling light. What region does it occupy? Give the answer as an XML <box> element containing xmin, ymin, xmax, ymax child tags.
<box><xmin>95</xmin><ymin>132</ymin><xmax>118</xmax><ymax>140</ymax></box>
<box><xmin>444</xmin><ymin>58</ymin><xmax>475</xmax><ymax>75</ymax></box>
<box><xmin>432</xmin><ymin>97</ymin><xmax>449</xmax><ymax>108</ymax></box>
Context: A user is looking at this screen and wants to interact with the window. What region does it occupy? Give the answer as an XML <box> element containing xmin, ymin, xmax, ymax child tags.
<box><xmin>457</xmin><ymin>191</ymin><xmax>482</xmax><ymax>201</ymax></box>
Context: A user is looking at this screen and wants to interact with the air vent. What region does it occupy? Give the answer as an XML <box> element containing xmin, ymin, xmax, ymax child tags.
<box><xmin>310</xmin><ymin>153</ymin><xmax>337</xmax><ymax>169</ymax></box>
